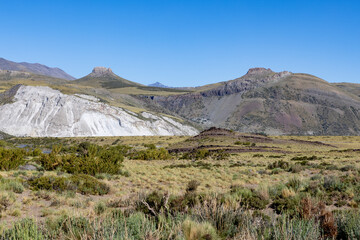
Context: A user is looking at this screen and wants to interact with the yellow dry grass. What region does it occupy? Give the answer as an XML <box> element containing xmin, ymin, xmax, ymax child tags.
<box><xmin>1</xmin><ymin>135</ymin><xmax>360</xmax><ymax>225</ymax></box>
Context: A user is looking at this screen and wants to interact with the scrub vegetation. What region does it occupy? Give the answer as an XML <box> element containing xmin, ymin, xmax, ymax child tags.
<box><xmin>0</xmin><ymin>128</ymin><xmax>360</xmax><ymax>239</ymax></box>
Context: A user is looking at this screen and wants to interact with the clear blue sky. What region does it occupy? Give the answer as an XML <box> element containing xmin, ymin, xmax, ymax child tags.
<box><xmin>1</xmin><ymin>0</ymin><xmax>359</xmax><ymax>86</ymax></box>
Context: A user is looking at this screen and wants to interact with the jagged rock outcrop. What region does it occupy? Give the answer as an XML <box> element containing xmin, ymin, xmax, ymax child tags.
<box><xmin>89</xmin><ymin>67</ymin><xmax>114</xmax><ymax>77</ymax></box>
<box><xmin>0</xmin><ymin>85</ymin><xmax>198</xmax><ymax>137</ymax></box>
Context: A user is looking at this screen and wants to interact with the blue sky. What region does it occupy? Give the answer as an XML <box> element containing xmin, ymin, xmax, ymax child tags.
<box><xmin>1</xmin><ymin>0</ymin><xmax>359</xmax><ymax>86</ymax></box>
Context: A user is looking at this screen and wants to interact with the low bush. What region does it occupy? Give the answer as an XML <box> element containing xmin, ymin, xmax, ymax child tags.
<box><xmin>289</xmin><ymin>164</ymin><xmax>304</xmax><ymax>173</ymax></box>
<box><xmin>136</xmin><ymin>191</ymin><xmax>165</xmax><ymax>216</ymax></box>
<box><xmin>267</xmin><ymin>160</ymin><xmax>290</xmax><ymax>171</ymax></box>
<box><xmin>39</xmin><ymin>143</ymin><xmax>124</xmax><ymax>175</ymax></box>
<box><xmin>323</xmin><ymin>176</ymin><xmax>346</xmax><ymax>192</ymax></box>
<box><xmin>291</xmin><ymin>155</ymin><xmax>319</xmax><ymax>161</ymax></box>
<box><xmin>181</xmin><ymin>149</ymin><xmax>229</xmax><ymax>161</ymax></box>
<box><xmin>271</xmin><ymin>195</ymin><xmax>301</xmax><ymax>216</ymax></box>
<box><xmin>340</xmin><ymin>165</ymin><xmax>357</xmax><ymax>172</ymax></box>
<box><xmin>231</xmin><ymin>187</ymin><xmax>269</xmax><ymax>210</ymax></box>
<box><xmin>0</xmin><ymin>178</ymin><xmax>25</xmax><ymax>193</ymax></box>
<box><xmin>234</xmin><ymin>141</ymin><xmax>255</xmax><ymax>146</ymax></box>
<box><xmin>0</xmin><ymin>147</ymin><xmax>26</xmax><ymax>171</ymax></box>
<box><xmin>28</xmin><ymin>174</ymin><xmax>109</xmax><ymax>195</ymax></box>
<box><xmin>130</xmin><ymin>147</ymin><xmax>171</xmax><ymax>160</ymax></box>
<box><xmin>0</xmin><ymin>192</ymin><xmax>15</xmax><ymax>212</ymax></box>
<box><xmin>94</xmin><ymin>202</ymin><xmax>107</xmax><ymax>215</ymax></box>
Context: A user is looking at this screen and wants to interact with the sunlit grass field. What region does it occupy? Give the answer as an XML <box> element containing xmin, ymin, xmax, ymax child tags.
<box><xmin>0</xmin><ymin>133</ymin><xmax>360</xmax><ymax>238</ymax></box>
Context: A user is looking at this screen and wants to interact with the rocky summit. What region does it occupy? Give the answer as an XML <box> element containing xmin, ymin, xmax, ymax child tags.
<box><xmin>89</xmin><ymin>67</ymin><xmax>114</xmax><ymax>77</ymax></box>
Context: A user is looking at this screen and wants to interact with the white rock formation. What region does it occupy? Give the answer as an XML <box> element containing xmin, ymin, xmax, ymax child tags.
<box><xmin>0</xmin><ymin>85</ymin><xmax>198</xmax><ymax>137</ymax></box>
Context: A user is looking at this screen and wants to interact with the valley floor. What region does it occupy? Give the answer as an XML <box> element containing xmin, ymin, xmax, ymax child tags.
<box><xmin>0</xmin><ymin>134</ymin><xmax>360</xmax><ymax>239</ymax></box>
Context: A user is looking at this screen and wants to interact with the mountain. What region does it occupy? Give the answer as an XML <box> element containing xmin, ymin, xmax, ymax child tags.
<box><xmin>0</xmin><ymin>58</ymin><xmax>75</xmax><ymax>80</ymax></box>
<box><xmin>74</xmin><ymin>67</ymin><xmax>142</xmax><ymax>89</ymax></box>
<box><xmin>1</xmin><ymin>62</ymin><xmax>360</xmax><ymax>136</ymax></box>
<box><xmin>0</xmin><ymin>68</ymin><xmax>192</xmax><ymax>119</ymax></box>
<box><xmin>138</xmin><ymin>68</ymin><xmax>360</xmax><ymax>135</ymax></box>
<box><xmin>148</xmin><ymin>82</ymin><xmax>171</xmax><ymax>88</ymax></box>
<box><xmin>0</xmin><ymin>85</ymin><xmax>198</xmax><ymax>137</ymax></box>
<box><xmin>73</xmin><ymin>67</ymin><xmax>191</xmax><ymax>97</ymax></box>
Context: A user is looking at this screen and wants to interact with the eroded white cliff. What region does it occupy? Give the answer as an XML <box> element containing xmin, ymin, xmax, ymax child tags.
<box><xmin>0</xmin><ymin>85</ymin><xmax>198</xmax><ymax>137</ymax></box>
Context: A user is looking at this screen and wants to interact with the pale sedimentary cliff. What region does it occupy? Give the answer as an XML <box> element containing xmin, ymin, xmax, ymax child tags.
<box><xmin>0</xmin><ymin>85</ymin><xmax>198</xmax><ymax>137</ymax></box>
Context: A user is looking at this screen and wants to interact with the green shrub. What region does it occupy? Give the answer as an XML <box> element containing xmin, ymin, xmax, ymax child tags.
<box><xmin>181</xmin><ymin>149</ymin><xmax>210</xmax><ymax>160</ymax></box>
<box><xmin>268</xmin><ymin>160</ymin><xmax>290</xmax><ymax>170</ymax></box>
<box><xmin>291</xmin><ymin>155</ymin><xmax>319</xmax><ymax>161</ymax></box>
<box><xmin>0</xmin><ymin>192</ymin><xmax>15</xmax><ymax>212</ymax></box>
<box><xmin>323</xmin><ymin>176</ymin><xmax>346</xmax><ymax>192</ymax></box>
<box><xmin>0</xmin><ymin>147</ymin><xmax>26</xmax><ymax>170</ymax></box>
<box><xmin>94</xmin><ymin>202</ymin><xmax>107</xmax><ymax>215</ymax></box>
<box><xmin>28</xmin><ymin>174</ymin><xmax>109</xmax><ymax>195</ymax></box>
<box><xmin>231</xmin><ymin>187</ymin><xmax>269</xmax><ymax>210</ymax></box>
<box><xmin>234</xmin><ymin>141</ymin><xmax>254</xmax><ymax>146</ymax></box>
<box><xmin>144</xmin><ymin>143</ymin><xmax>156</xmax><ymax>149</ymax></box>
<box><xmin>271</xmin><ymin>195</ymin><xmax>301</xmax><ymax>216</ymax></box>
<box><xmin>340</xmin><ymin>165</ymin><xmax>357</xmax><ymax>172</ymax></box>
<box><xmin>39</xmin><ymin>143</ymin><xmax>124</xmax><ymax>175</ymax></box>
<box><xmin>136</xmin><ymin>191</ymin><xmax>165</xmax><ymax>216</ymax></box>
<box><xmin>32</xmin><ymin>148</ymin><xmax>43</xmax><ymax>157</ymax></box>
<box><xmin>0</xmin><ymin>178</ymin><xmax>25</xmax><ymax>193</ymax></box>
<box><xmin>289</xmin><ymin>164</ymin><xmax>304</xmax><ymax>173</ymax></box>
<box><xmin>253</xmin><ymin>154</ymin><xmax>264</xmax><ymax>157</ymax></box>
<box><xmin>186</xmin><ymin>180</ymin><xmax>200</xmax><ymax>193</ymax></box>
<box><xmin>130</xmin><ymin>147</ymin><xmax>171</xmax><ymax>160</ymax></box>
<box><xmin>213</xmin><ymin>150</ymin><xmax>230</xmax><ymax>160</ymax></box>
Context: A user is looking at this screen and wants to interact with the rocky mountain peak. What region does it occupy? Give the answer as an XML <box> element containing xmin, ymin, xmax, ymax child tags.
<box><xmin>90</xmin><ymin>67</ymin><xmax>114</xmax><ymax>77</ymax></box>
<box><xmin>246</xmin><ymin>68</ymin><xmax>273</xmax><ymax>75</ymax></box>
<box><xmin>148</xmin><ymin>82</ymin><xmax>171</xmax><ymax>88</ymax></box>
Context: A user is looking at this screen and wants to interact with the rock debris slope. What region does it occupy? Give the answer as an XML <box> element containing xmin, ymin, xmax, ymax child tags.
<box><xmin>0</xmin><ymin>85</ymin><xmax>198</xmax><ymax>137</ymax></box>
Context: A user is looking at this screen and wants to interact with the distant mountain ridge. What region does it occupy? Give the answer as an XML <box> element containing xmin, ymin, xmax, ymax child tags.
<box><xmin>0</xmin><ymin>58</ymin><xmax>75</xmax><ymax>80</ymax></box>
<box><xmin>148</xmin><ymin>82</ymin><xmax>171</xmax><ymax>88</ymax></box>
